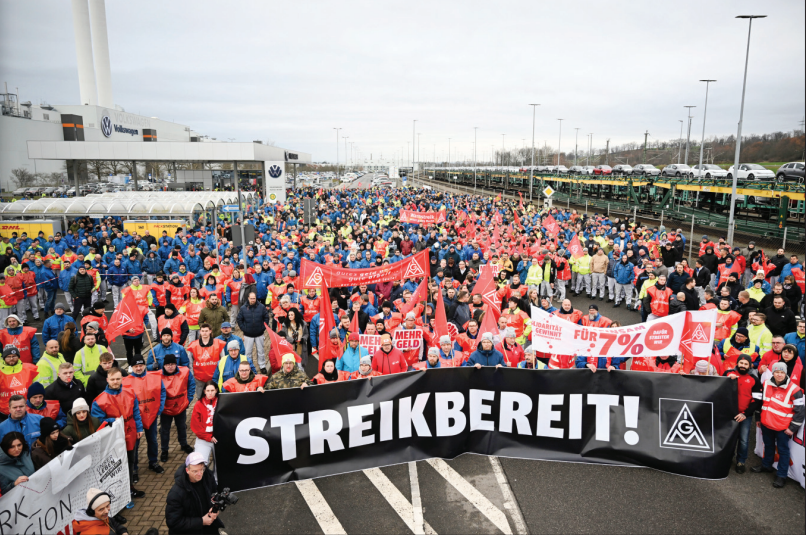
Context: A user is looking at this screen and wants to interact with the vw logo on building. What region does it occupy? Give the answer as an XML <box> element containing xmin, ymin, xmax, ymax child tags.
<box><xmin>268</xmin><ymin>165</ymin><xmax>283</xmax><ymax>178</ymax></box>
<box><xmin>100</xmin><ymin>111</ymin><xmax>113</xmax><ymax>138</ymax></box>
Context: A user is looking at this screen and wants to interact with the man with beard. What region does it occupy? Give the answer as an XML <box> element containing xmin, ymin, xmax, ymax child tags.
<box><xmin>197</xmin><ymin>294</ymin><xmax>229</xmax><ymax>337</ymax></box>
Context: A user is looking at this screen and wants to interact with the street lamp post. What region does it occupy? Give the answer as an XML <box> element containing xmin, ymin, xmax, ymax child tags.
<box><xmin>556</xmin><ymin>120</ymin><xmax>563</xmax><ymax>167</ymax></box>
<box><xmin>574</xmin><ymin>128</ymin><xmax>580</xmax><ymax>167</ymax></box>
<box><xmin>501</xmin><ymin>134</ymin><xmax>506</xmax><ymax>166</ymax></box>
<box><xmin>474</xmin><ymin>127</ymin><xmax>478</xmax><ymax>191</ymax></box>
<box><xmin>529</xmin><ymin>104</ymin><xmax>539</xmax><ymax>201</ymax></box>
<box><xmin>697</xmin><ymin>80</ymin><xmax>716</xmax><ymax>178</ymax></box>
<box><xmin>678</xmin><ymin>120</ymin><xmax>684</xmax><ymax>164</ymax></box>
<box><xmin>333</xmin><ymin>127</ymin><xmax>341</xmax><ymax>181</ymax></box>
<box><xmin>683</xmin><ymin>106</ymin><xmax>695</xmax><ymax>165</ymax></box>
<box><xmin>413</xmin><ymin>120</ymin><xmax>417</xmax><ymax>173</ymax></box>
<box><xmin>728</xmin><ymin>15</ymin><xmax>765</xmax><ymax>245</ymax></box>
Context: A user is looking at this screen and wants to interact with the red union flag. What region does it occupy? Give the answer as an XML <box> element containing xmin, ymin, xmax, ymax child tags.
<box><xmin>265</xmin><ymin>323</ymin><xmax>301</xmax><ymax>373</ymax></box>
<box><xmin>106</xmin><ymin>290</ymin><xmax>141</xmax><ymax>342</ymax></box>
<box><xmin>543</xmin><ymin>214</ymin><xmax>560</xmax><ymax>236</ymax></box>
<box><xmin>398</xmin><ymin>210</ymin><xmax>446</xmax><ymax>225</ymax></box>
<box><xmin>300</xmin><ymin>250</ymin><xmax>429</xmax><ymax>289</ymax></box>
<box><xmin>568</xmin><ymin>235</ymin><xmax>584</xmax><ymax>259</ymax></box>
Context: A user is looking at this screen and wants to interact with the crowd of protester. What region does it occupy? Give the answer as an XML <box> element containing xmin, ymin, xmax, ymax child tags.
<box><xmin>0</xmin><ymin>184</ymin><xmax>803</xmax><ymax>533</ymax></box>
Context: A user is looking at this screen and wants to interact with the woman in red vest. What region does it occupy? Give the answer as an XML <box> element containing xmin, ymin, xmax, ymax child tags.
<box><xmin>311</xmin><ymin>358</ymin><xmax>350</xmax><ymax>384</ymax></box>
<box><xmin>157</xmin><ymin>354</ymin><xmax>195</xmax><ymax>462</ymax></box>
<box><xmin>181</xmin><ymin>287</ymin><xmax>206</xmax><ymax>345</ymax></box>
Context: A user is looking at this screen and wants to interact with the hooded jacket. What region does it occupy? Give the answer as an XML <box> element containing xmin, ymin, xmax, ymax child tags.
<box><xmin>0</xmin><ymin>447</ymin><xmax>35</xmax><ymax>494</ymax></box>
<box><xmin>465</xmin><ymin>346</ymin><xmax>506</xmax><ymax>367</ymax></box>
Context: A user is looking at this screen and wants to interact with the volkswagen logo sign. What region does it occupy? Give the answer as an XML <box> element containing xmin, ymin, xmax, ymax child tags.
<box><xmin>100</xmin><ymin>112</ymin><xmax>113</xmax><ymax>138</ymax></box>
<box><xmin>268</xmin><ymin>165</ymin><xmax>283</xmax><ymax>178</ymax></box>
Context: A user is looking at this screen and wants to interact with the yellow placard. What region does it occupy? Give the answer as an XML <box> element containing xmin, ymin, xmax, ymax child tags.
<box><xmin>123</xmin><ymin>220</ymin><xmax>187</xmax><ymax>237</ymax></box>
<box><xmin>0</xmin><ymin>221</ymin><xmax>60</xmax><ymax>240</ymax></box>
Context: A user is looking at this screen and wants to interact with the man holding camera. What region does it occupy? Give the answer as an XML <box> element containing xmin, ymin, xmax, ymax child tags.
<box><xmin>166</xmin><ymin>451</ymin><xmax>226</xmax><ymax>535</ymax></box>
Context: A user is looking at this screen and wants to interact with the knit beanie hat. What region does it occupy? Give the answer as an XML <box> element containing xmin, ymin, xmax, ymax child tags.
<box><xmin>39</xmin><ymin>417</ymin><xmax>59</xmax><ymax>437</ymax></box>
<box><xmin>27</xmin><ymin>382</ymin><xmax>45</xmax><ymax>401</ymax></box>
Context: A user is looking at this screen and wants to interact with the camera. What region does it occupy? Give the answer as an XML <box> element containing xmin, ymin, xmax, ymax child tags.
<box><xmin>211</xmin><ymin>488</ymin><xmax>239</xmax><ymax>513</ymax></box>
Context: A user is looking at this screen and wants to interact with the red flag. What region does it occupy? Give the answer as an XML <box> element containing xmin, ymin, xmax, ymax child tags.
<box><xmin>474</xmin><ymin>263</ymin><xmax>501</xmax><ymax>320</ymax></box>
<box><xmin>318</xmin><ymin>282</ymin><xmax>338</xmax><ymax>370</ymax></box>
<box><xmin>568</xmin><ymin>235</ymin><xmax>584</xmax><ymax>259</ymax></box>
<box><xmin>495</xmin><ymin>193</ymin><xmax>502</xmax><ymax>203</ymax></box>
<box><xmin>265</xmin><ymin>323</ymin><xmax>301</xmax><ymax>373</ymax></box>
<box><xmin>434</xmin><ymin>289</ymin><xmax>451</xmax><ymax>341</ymax></box>
<box><xmin>478</xmin><ymin>305</ymin><xmax>499</xmax><ymax>337</ymax></box>
<box><xmin>106</xmin><ymin>290</ymin><xmax>141</xmax><ymax>342</ymax></box>
<box><xmin>492</xmin><ymin>225</ymin><xmax>501</xmax><ymax>245</ymax></box>
<box><xmin>399</xmin><ymin>277</ymin><xmax>427</xmax><ymax>316</ymax></box>
<box><xmin>349</xmin><ymin>309</ymin><xmax>360</xmax><ymax>336</ymax></box>
<box><xmin>513</xmin><ymin>211</ymin><xmax>522</xmax><ymax>229</ymax></box>
<box><xmin>543</xmin><ymin>214</ymin><xmax>560</xmax><ymax>235</ymax></box>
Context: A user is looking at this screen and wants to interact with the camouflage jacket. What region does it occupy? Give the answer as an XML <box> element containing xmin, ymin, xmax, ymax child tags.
<box><xmin>267</xmin><ymin>366</ymin><xmax>312</xmax><ymax>389</ymax></box>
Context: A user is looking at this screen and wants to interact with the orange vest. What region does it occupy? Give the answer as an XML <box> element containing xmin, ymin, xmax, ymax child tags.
<box><xmin>157</xmin><ymin>314</ymin><xmax>186</xmax><ymax>344</ymax></box>
<box><xmin>183</xmin><ymin>300</ymin><xmax>204</xmax><ymax>327</ymax></box>
<box><xmin>94</xmin><ymin>388</ymin><xmax>138</xmax><ymax>450</ymax></box>
<box><xmin>647</xmin><ymin>285</ymin><xmax>673</xmax><ymax>317</ymax></box>
<box><xmin>223</xmin><ymin>374</ymin><xmax>268</xmax><ymax>392</ymax></box>
<box><xmin>123</xmin><ymin>373</ymin><xmax>163</xmax><ymax>429</ymax></box>
<box><xmin>554</xmin><ymin>309</ymin><xmax>582</xmax><ymax>324</ymax></box>
<box><xmin>0</xmin><ymin>363</ymin><xmax>38</xmax><ymax>414</ymax></box>
<box><xmin>0</xmin><ymin>327</ymin><xmax>38</xmax><ymax>364</ymax></box>
<box><xmin>161</xmin><ymin>367</ymin><xmax>190</xmax><ymax>416</ymax></box>
<box><xmin>311</xmin><ymin>371</ymin><xmax>350</xmax><ymax>384</ymax></box>
<box><xmin>27</xmin><ymin>400</ymin><xmax>61</xmax><ymax>420</ymax></box>
<box><xmin>349</xmin><ymin>370</ymin><xmax>383</xmax><ymax>380</ymax></box>
<box><xmin>72</xmin><ymin>518</ymin><xmax>114</xmax><ymax>535</ymax></box>
<box><xmin>0</xmin><ymin>284</ymin><xmax>17</xmax><ymax>306</ymax></box>
<box><xmin>167</xmin><ymin>283</ymin><xmax>189</xmax><ymax>305</ymax></box>
<box><xmin>187</xmin><ymin>339</ymin><xmax>226</xmax><ymax>382</ymax></box>
<box><xmin>760</xmin><ymin>379</ymin><xmax>802</xmax><ymax>431</ymax></box>
<box><xmin>715</xmin><ymin>310</ymin><xmax>741</xmax><ymax>341</ymax></box>
<box><xmin>126</xmin><ymin>286</ymin><xmax>151</xmax><ymax>307</ymax></box>
<box><xmin>300</xmin><ymin>296</ymin><xmax>321</xmax><ymax>323</ymax></box>
<box><xmin>21</xmin><ymin>271</ymin><xmax>37</xmax><ymax>295</ymax></box>
<box><xmin>226</xmin><ymin>279</ymin><xmax>243</xmax><ymax>303</ymax></box>
<box><xmin>151</xmin><ymin>282</ymin><xmax>168</xmax><ymax>306</ymax></box>
<box><xmin>80</xmin><ymin>313</ymin><xmax>109</xmax><ymax>333</ymax></box>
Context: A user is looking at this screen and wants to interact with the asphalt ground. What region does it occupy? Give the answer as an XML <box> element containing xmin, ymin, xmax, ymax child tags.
<box><xmin>22</xmin><ymin>182</ymin><xmax>803</xmax><ymax>534</ymax></box>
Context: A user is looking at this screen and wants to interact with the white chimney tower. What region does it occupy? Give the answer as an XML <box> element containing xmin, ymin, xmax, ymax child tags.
<box><xmin>70</xmin><ymin>0</ymin><xmax>97</xmax><ymax>106</ymax></box>
<box><xmin>88</xmin><ymin>0</ymin><xmax>114</xmax><ymax>108</ymax></box>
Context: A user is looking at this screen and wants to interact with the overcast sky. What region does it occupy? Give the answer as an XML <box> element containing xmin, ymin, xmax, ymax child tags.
<box><xmin>1</xmin><ymin>0</ymin><xmax>804</xmax><ymax>164</ymax></box>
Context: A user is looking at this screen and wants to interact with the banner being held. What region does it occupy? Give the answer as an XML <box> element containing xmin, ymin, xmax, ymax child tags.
<box><xmin>399</xmin><ymin>210</ymin><xmax>446</xmax><ymax>225</ymax></box>
<box><xmin>0</xmin><ymin>421</ymin><xmax>129</xmax><ymax>534</ymax></box>
<box><xmin>393</xmin><ymin>329</ymin><xmax>422</xmax><ymax>351</ymax></box>
<box><xmin>300</xmin><ymin>250</ymin><xmax>429</xmax><ymax>289</ymax></box>
<box><xmin>359</xmin><ymin>334</ymin><xmax>382</xmax><ymax>356</ymax></box>
<box><xmin>213</xmin><ymin>368</ymin><xmax>739</xmax><ymax>491</ymax></box>
<box><xmin>530</xmin><ymin>307</ymin><xmax>716</xmax><ymax>360</ymax></box>
<box><xmin>754</xmin><ymin>423</ymin><xmax>805</xmax><ymax>489</ymax></box>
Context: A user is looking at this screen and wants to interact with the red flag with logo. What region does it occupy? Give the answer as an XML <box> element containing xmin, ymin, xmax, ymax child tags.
<box><xmin>479</xmin><ymin>305</ymin><xmax>499</xmax><ymax>337</ymax></box>
<box><xmin>106</xmin><ymin>290</ymin><xmax>142</xmax><ymax>342</ymax></box>
<box><xmin>568</xmin><ymin>234</ymin><xmax>584</xmax><ymax>259</ymax></box>
<box><xmin>265</xmin><ymin>323</ymin><xmax>301</xmax><ymax>373</ymax></box>
<box><xmin>349</xmin><ymin>308</ymin><xmax>360</xmax><ymax>337</ymax></box>
<box><xmin>513</xmin><ymin>211</ymin><xmax>522</xmax><ymax>229</ymax></box>
<box><xmin>318</xmin><ymin>282</ymin><xmax>338</xmax><ymax>370</ymax></box>
<box><xmin>474</xmin><ymin>262</ymin><xmax>501</xmax><ymax>320</ymax></box>
<box><xmin>399</xmin><ymin>277</ymin><xmax>427</xmax><ymax>317</ymax></box>
<box><xmin>543</xmin><ymin>214</ymin><xmax>560</xmax><ymax>236</ymax></box>
<box><xmin>434</xmin><ymin>289</ymin><xmax>452</xmax><ymax>341</ymax></box>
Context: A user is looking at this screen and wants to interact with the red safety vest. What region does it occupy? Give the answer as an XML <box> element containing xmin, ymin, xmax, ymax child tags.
<box><xmin>157</xmin><ymin>314</ymin><xmax>185</xmax><ymax>344</ymax></box>
<box><xmin>0</xmin><ymin>363</ymin><xmax>38</xmax><ymax>414</ymax></box>
<box><xmin>647</xmin><ymin>285</ymin><xmax>673</xmax><ymax>317</ymax></box>
<box><xmin>226</xmin><ymin>279</ymin><xmax>243</xmax><ymax>303</ymax></box>
<box><xmin>554</xmin><ymin>309</ymin><xmax>583</xmax><ymax>324</ymax></box>
<box><xmin>21</xmin><ymin>271</ymin><xmax>37</xmax><ymax>296</ymax></box>
<box><xmin>126</xmin><ymin>286</ymin><xmax>151</xmax><ymax>307</ymax></box>
<box><xmin>348</xmin><ymin>370</ymin><xmax>383</xmax><ymax>380</ymax></box>
<box><xmin>300</xmin><ymin>296</ymin><xmax>321</xmax><ymax>323</ymax></box>
<box><xmin>0</xmin><ymin>327</ymin><xmax>38</xmax><ymax>364</ymax></box>
<box><xmin>94</xmin><ymin>389</ymin><xmax>138</xmax><ymax>450</ymax></box>
<box><xmin>122</xmin><ymin>373</ymin><xmax>163</xmax><ymax>429</ymax></box>
<box><xmin>0</xmin><ymin>284</ymin><xmax>17</xmax><ymax>306</ymax></box>
<box><xmin>187</xmin><ymin>339</ymin><xmax>225</xmax><ymax>383</ymax></box>
<box><xmin>725</xmin><ymin>370</ymin><xmax>759</xmax><ymax>413</ymax></box>
<box><xmin>223</xmin><ymin>374</ymin><xmax>269</xmax><ymax>392</ymax></box>
<box><xmin>580</xmin><ymin>316</ymin><xmax>612</xmax><ymax>328</ymax></box>
<box><xmin>151</xmin><ymin>282</ymin><xmax>168</xmax><ymax>307</ymax></box>
<box><xmin>548</xmin><ymin>354</ymin><xmax>575</xmax><ymax>369</ymax></box>
<box><xmin>311</xmin><ymin>371</ymin><xmax>350</xmax><ymax>384</ymax></box>
<box><xmin>27</xmin><ymin>400</ymin><xmax>61</xmax><ymax>420</ymax></box>
<box><xmin>80</xmin><ymin>313</ymin><xmax>110</xmax><ymax>335</ymax></box>
<box><xmin>167</xmin><ymin>284</ymin><xmax>189</xmax><ymax>305</ymax></box>
<box><xmin>760</xmin><ymin>378</ymin><xmax>802</xmax><ymax>431</ymax></box>
<box><xmin>161</xmin><ymin>367</ymin><xmax>190</xmax><ymax>416</ymax></box>
<box><xmin>182</xmin><ymin>300</ymin><xmax>205</xmax><ymax>327</ymax></box>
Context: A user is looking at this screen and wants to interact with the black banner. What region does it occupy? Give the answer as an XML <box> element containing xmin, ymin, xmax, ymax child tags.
<box><xmin>213</xmin><ymin>369</ymin><xmax>739</xmax><ymax>491</ymax></box>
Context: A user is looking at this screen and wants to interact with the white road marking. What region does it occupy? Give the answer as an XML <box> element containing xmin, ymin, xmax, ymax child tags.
<box><xmin>295</xmin><ymin>479</ymin><xmax>347</xmax><ymax>535</ymax></box>
<box><xmin>426</xmin><ymin>458</ymin><xmax>512</xmax><ymax>534</ymax></box>
<box><xmin>489</xmin><ymin>457</ymin><xmax>529</xmax><ymax>535</ymax></box>
<box><xmin>364</xmin><ymin>467</ymin><xmax>436</xmax><ymax>535</ymax></box>
<box><xmin>409</xmin><ymin>462</ymin><xmax>425</xmax><ymax>535</ymax></box>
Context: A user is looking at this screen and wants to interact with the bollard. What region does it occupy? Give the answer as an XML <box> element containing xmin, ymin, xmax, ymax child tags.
<box><xmin>782</xmin><ymin>227</ymin><xmax>788</xmax><ymax>250</ymax></box>
<box><xmin>660</xmin><ymin>210</ymin><xmax>664</xmax><ymax>227</ymax></box>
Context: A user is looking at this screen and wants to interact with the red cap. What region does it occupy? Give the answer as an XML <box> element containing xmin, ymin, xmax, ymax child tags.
<box><xmin>348</xmin><ymin>333</ymin><xmax>360</xmax><ymax>341</ymax></box>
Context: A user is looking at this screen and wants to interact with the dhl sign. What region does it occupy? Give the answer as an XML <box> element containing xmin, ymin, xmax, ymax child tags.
<box><xmin>0</xmin><ymin>220</ymin><xmax>62</xmax><ymax>240</ymax></box>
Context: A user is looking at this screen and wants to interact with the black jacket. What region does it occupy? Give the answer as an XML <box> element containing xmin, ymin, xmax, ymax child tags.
<box><xmin>735</xmin><ymin>298</ymin><xmax>761</xmax><ymax>328</ymax></box>
<box><xmin>764</xmin><ymin>305</ymin><xmax>797</xmax><ymax>337</ymax></box>
<box><xmin>165</xmin><ymin>464</ymin><xmax>224</xmax><ymax>534</ymax></box>
<box><xmin>68</xmin><ymin>272</ymin><xmax>94</xmax><ymax>298</ymax></box>
<box><xmin>680</xmin><ymin>287</ymin><xmax>700</xmax><ymax>312</ymax></box>
<box><xmin>236</xmin><ymin>302</ymin><xmax>270</xmax><ymax>338</ymax></box>
<box><xmin>695</xmin><ymin>266</ymin><xmax>711</xmax><ymax>289</ymax></box>
<box><xmin>44</xmin><ymin>377</ymin><xmax>87</xmax><ymax>415</ymax></box>
<box><xmin>85</xmin><ymin>362</ymin><xmax>127</xmax><ymax>403</ymax></box>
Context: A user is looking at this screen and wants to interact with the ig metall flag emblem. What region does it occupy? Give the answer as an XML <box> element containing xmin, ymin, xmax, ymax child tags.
<box><xmin>659</xmin><ymin>398</ymin><xmax>714</xmax><ymax>453</ymax></box>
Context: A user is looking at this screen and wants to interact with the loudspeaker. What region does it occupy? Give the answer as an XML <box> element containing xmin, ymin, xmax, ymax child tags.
<box><xmin>303</xmin><ymin>198</ymin><xmax>316</xmax><ymax>225</ymax></box>
<box><xmin>232</xmin><ymin>224</ymin><xmax>256</xmax><ymax>248</ymax></box>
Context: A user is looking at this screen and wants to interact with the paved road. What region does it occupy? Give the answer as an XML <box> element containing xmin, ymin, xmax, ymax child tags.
<box><xmin>218</xmin><ymin>180</ymin><xmax>804</xmax><ymax>534</ymax></box>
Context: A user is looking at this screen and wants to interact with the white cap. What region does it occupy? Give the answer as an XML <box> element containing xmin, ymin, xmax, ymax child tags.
<box><xmin>504</xmin><ymin>327</ymin><xmax>516</xmax><ymax>338</ymax></box>
<box><xmin>439</xmin><ymin>335</ymin><xmax>452</xmax><ymax>345</ymax></box>
<box><xmin>481</xmin><ymin>332</ymin><xmax>493</xmax><ymax>342</ymax></box>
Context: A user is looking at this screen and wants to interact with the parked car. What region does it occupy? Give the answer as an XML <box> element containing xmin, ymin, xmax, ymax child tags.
<box><xmin>593</xmin><ymin>165</ymin><xmax>612</xmax><ymax>176</ymax></box>
<box><xmin>567</xmin><ymin>166</ymin><xmax>584</xmax><ymax>175</ymax></box>
<box><xmin>688</xmin><ymin>164</ymin><xmax>728</xmax><ymax>179</ymax></box>
<box><xmin>632</xmin><ymin>164</ymin><xmax>661</xmax><ymax>177</ymax></box>
<box><xmin>580</xmin><ymin>166</ymin><xmax>595</xmax><ymax>175</ymax></box>
<box><xmin>775</xmin><ymin>162</ymin><xmax>805</xmax><ymax>183</ymax></box>
<box><xmin>726</xmin><ymin>163</ymin><xmax>775</xmax><ymax>181</ymax></box>
<box><xmin>555</xmin><ymin>165</ymin><xmax>569</xmax><ymax>174</ymax></box>
<box><xmin>611</xmin><ymin>165</ymin><xmax>633</xmax><ymax>176</ymax></box>
<box><xmin>12</xmin><ymin>188</ymin><xmax>28</xmax><ymax>197</ymax></box>
<box><xmin>661</xmin><ymin>164</ymin><xmax>690</xmax><ymax>177</ymax></box>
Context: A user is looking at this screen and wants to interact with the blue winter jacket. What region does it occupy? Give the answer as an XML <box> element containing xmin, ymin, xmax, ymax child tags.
<box><xmin>58</xmin><ymin>265</ymin><xmax>78</xmax><ymax>292</ymax></box>
<box><xmin>216</xmin><ymin>333</ymin><xmax>246</xmax><ymax>356</ymax></box>
<box><xmin>575</xmin><ymin>356</ymin><xmax>627</xmax><ymax>369</ymax></box>
<box><xmin>784</xmin><ymin>332</ymin><xmax>805</xmax><ymax>364</ymax></box>
<box><xmin>612</xmin><ymin>260</ymin><xmax>634</xmax><ymax>285</ymax></box>
<box><xmin>464</xmin><ymin>347</ymin><xmax>506</xmax><ymax>367</ymax></box>
<box><xmin>91</xmin><ymin>386</ymin><xmax>144</xmax><ymax>432</ymax></box>
<box><xmin>146</xmin><ymin>342</ymin><xmax>191</xmax><ymax>371</ymax></box>
<box><xmin>337</xmin><ymin>345</ymin><xmax>368</xmax><ymax>373</ymax></box>
<box><xmin>106</xmin><ymin>264</ymin><xmax>129</xmax><ymax>286</ymax></box>
<box><xmin>42</xmin><ymin>313</ymin><xmax>75</xmax><ymax>343</ymax></box>
<box><xmin>0</xmin><ymin>413</ymin><xmax>43</xmax><ymax>447</ymax></box>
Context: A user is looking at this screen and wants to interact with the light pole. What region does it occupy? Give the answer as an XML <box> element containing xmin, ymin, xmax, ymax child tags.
<box><xmin>574</xmin><ymin>128</ymin><xmax>580</xmax><ymax>166</ymax></box>
<box><xmin>343</xmin><ymin>136</ymin><xmax>349</xmax><ymax>173</ymax></box>
<box><xmin>448</xmin><ymin>138</ymin><xmax>451</xmax><ymax>169</ymax></box>
<box><xmin>474</xmin><ymin>127</ymin><xmax>478</xmax><ymax>191</ymax></box>
<box><xmin>556</xmin><ymin>120</ymin><xmax>563</xmax><ymax>167</ymax></box>
<box><xmin>529</xmin><ymin>104</ymin><xmax>539</xmax><ymax>201</ymax></box>
<box><xmin>683</xmin><ymin>106</ymin><xmax>695</xmax><ymax>165</ymax></box>
<box><xmin>678</xmin><ymin>120</ymin><xmax>684</xmax><ymax>164</ymax></box>
<box><xmin>417</xmin><ymin>133</ymin><xmax>421</xmax><ymax>172</ymax></box>
<box><xmin>501</xmin><ymin>134</ymin><xmax>506</xmax><ymax>166</ymax></box>
<box><xmin>728</xmin><ymin>15</ymin><xmax>766</xmax><ymax>244</ymax></box>
<box><xmin>333</xmin><ymin>127</ymin><xmax>341</xmax><ymax>181</ymax></box>
<box><xmin>697</xmin><ymin>80</ymin><xmax>716</xmax><ymax>177</ymax></box>
<box><xmin>588</xmin><ymin>133</ymin><xmax>593</xmax><ymax>165</ymax></box>
<box><xmin>413</xmin><ymin>120</ymin><xmax>417</xmax><ymax>173</ymax></box>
